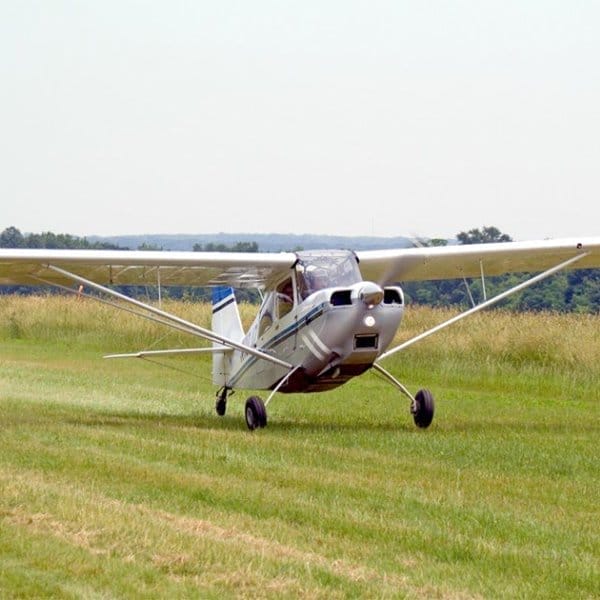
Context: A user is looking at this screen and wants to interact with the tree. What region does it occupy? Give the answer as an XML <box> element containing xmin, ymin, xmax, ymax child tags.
<box><xmin>566</xmin><ymin>269</ymin><xmax>600</xmax><ymax>313</ymax></box>
<box><xmin>0</xmin><ymin>226</ymin><xmax>25</xmax><ymax>248</ymax></box>
<box><xmin>429</xmin><ymin>238</ymin><xmax>448</xmax><ymax>247</ymax></box>
<box><xmin>0</xmin><ymin>227</ymin><xmax>128</xmax><ymax>250</ymax></box>
<box><xmin>457</xmin><ymin>226</ymin><xmax>512</xmax><ymax>245</ymax></box>
<box><xmin>138</xmin><ymin>243</ymin><xmax>164</xmax><ymax>251</ymax></box>
<box><xmin>193</xmin><ymin>241</ymin><xmax>259</xmax><ymax>253</ymax></box>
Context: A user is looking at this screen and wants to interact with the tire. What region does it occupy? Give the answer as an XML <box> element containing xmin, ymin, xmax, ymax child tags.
<box><xmin>245</xmin><ymin>396</ymin><xmax>267</xmax><ymax>430</ymax></box>
<box><xmin>215</xmin><ymin>387</ymin><xmax>230</xmax><ymax>416</ymax></box>
<box><xmin>412</xmin><ymin>389</ymin><xmax>435</xmax><ymax>428</ymax></box>
<box><xmin>215</xmin><ymin>397</ymin><xmax>227</xmax><ymax>416</ymax></box>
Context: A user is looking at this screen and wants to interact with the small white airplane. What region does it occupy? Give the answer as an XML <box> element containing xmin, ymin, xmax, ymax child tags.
<box><xmin>1</xmin><ymin>237</ymin><xmax>599</xmax><ymax>430</ymax></box>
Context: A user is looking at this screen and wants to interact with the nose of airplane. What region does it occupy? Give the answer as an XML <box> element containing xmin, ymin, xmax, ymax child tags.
<box><xmin>359</xmin><ymin>282</ymin><xmax>384</xmax><ymax>307</ymax></box>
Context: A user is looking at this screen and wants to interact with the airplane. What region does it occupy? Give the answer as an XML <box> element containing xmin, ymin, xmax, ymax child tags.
<box><xmin>1</xmin><ymin>236</ymin><xmax>599</xmax><ymax>430</ymax></box>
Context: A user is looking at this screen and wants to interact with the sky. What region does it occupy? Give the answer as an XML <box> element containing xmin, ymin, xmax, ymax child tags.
<box><xmin>1</xmin><ymin>1</ymin><xmax>599</xmax><ymax>242</ymax></box>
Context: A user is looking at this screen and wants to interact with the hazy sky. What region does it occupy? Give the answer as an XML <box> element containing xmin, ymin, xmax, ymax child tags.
<box><xmin>1</xmin><ymin>1</ymin><xmax>599</xmax><ymax>241</ymax></box>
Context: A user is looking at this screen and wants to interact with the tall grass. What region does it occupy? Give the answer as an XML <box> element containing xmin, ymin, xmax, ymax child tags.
<box><xmin>2</xmin><ymin>294</ymin><xmax>598</xmax><ymax>371</ymax></box>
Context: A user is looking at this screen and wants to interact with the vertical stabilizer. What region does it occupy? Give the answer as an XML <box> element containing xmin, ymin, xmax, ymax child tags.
<box><xmin>212</xmin><ymin>287</ymin><xmax>244</xmax><ymax>385</ymax></box>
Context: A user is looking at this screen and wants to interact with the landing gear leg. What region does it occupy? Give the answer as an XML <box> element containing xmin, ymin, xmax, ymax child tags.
<box><xmin>215</xmin><ymin>387</ymin><xmax>231</xmax><ymax>417</ymax></box>
<box><xmin>372</xmin><ymin>363</ymin><xmax>435</xmax><ymax>429</ymax></box>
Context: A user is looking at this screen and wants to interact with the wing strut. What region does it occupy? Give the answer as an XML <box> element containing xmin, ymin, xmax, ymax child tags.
<box><xmin>480</xmin><ymin>259</ymin><xmax>487</xmax><ymax>301</ymax></box>
<box><xmin>377</xmin><ymin>251</ymin><xmax>589</xmax><ymax>362</ymax></box>
<box><xmin>44</xmin><ymin>264</ymin><xmax>293</xmax><ymax>370</ymax></box>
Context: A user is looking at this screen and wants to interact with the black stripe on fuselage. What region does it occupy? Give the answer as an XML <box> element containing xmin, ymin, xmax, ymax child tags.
<box><xmin>212</xmin><ymin>296</ymin><xmax>235</xmax><ymax>314</ymax></box>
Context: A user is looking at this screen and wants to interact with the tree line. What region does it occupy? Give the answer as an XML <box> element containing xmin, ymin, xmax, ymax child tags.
<box><xmin>1</xmin><ymin>226</ymin><xmax>598</xmax><ymax>312</ymax></box>
<box><xmin>0</xmin><ymin>226</ymin><xmax>125</xmax><ymax>250</ymax></box>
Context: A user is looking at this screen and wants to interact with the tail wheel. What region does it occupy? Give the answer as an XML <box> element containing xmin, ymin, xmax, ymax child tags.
<box><xmin>245</xmin><ymin>396</ymin><xmax>267</xmax><ymax>430</ymax></box>
<box><xmin>215</xmin><ymin>397</ymin><xmax>227</xmax><ymax>416</ymax></box>
<box><xmin>412</xmin><ymin>389</ymin><xmax>435</xmax><ymax>428</ymax></box>
<box><xmin>215</xmin><ymin>387</ymin><xmax>229</xmax><ymax>416</ymax></box>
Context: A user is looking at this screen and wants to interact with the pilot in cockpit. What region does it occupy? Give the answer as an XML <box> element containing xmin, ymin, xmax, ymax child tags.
<box><xmin>276</xmin><ymin>278</ymin><xmax>294</xmax><ymax>317</ymax></box>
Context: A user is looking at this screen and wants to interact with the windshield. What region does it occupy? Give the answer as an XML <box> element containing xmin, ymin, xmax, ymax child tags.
<box><xmin>295</xmin><ymin>250</ymin><xmax>361</xmax><ymax>299</ymax></box>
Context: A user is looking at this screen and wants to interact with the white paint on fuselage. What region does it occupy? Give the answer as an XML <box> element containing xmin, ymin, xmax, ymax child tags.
<box><xmin>226</xmin><ymin>281</ymin><xmax>404</xmax><ymax>393</ymax></box>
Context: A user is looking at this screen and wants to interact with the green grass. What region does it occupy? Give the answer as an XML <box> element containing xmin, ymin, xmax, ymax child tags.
<box><xmin>1</xmin><ymin>296</ymin><xmax>599</xmax><ymax>598</ymax></box>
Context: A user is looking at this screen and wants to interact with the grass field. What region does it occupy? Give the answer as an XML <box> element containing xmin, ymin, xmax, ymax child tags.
<box><xmin>1</xmin><ymin>296</ymin><xmax>599</xmax><ymax>598</ymax></box>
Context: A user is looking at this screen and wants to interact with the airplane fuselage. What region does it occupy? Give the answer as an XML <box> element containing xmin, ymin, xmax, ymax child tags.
<box><xmin>222</xmin><ymin>251</ymin><xmax>405</xmax><ymax>393</ymax></box>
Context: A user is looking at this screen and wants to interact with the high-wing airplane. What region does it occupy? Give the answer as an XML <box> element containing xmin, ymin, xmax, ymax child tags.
<box><xmin>1</xmin><ymin>237</ymin><xmax>599</xmax><ymax>430</ymax></box>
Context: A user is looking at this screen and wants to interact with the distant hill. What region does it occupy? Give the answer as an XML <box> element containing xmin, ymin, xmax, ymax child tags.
<box><xmin>87</xmin><ymin>233</ymin><xmax>415</xmax><ymax>252</ymax></box>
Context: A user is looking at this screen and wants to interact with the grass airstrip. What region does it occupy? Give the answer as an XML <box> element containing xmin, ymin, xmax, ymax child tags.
<box><xmin>1</xmin><ymin>296</ymin><xmax>598</xmax><ymax>598</ymax></box>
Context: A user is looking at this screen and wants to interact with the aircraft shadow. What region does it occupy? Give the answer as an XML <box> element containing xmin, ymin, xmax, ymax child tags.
<box><xmin>62</xmin><ymin>408</ymin><xmax>598</xmax><ymax>436</ymax></box>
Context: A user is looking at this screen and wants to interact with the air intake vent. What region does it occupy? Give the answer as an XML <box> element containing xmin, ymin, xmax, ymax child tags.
<box><xmin>330</xmin><ymin>290</ymin><xmax>352</xmax><ymax>306</ymax></box>
<box><xmin>354</xmin><ymin>334</ymin><xmax>379</xmax><ymax>349</ymax></box>
<box><xmin>384</xmin><ymin>288</ymin><xmax>403</xmax><ymax>305</ymax></box>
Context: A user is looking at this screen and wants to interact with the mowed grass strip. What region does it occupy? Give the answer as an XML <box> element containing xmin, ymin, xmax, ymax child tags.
<box><xmin>1</xmin><ymin>296</ymin><xmax>599</xmax><ymax>598</ymax></box>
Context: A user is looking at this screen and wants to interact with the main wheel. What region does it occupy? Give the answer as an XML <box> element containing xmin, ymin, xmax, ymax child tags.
<box><xmin>412</xmin><ymin>389</ymin><xmax>435</xmax><ymax>428</ymax></box>
<box><xmin>245</xmin><ymin>396</ymin><xmax>267</xmax><ymax>430</ymax></box>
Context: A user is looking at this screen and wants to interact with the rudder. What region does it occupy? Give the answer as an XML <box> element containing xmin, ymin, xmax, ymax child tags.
<box><xmin>211</xmin><ymin>287</ymin><xmax>244</xmax><ymax>386</ymax></box>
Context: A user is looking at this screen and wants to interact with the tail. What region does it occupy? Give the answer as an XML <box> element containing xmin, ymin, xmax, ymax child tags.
<box><xmin>211</xmin><ymin>287</ymin><xmax>244</xmax><ymax>386</ymax></box>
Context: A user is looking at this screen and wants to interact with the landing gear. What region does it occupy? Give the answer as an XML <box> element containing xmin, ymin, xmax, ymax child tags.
<box><xmin>411</xmin><ymin>388</ymin><xmax>435</xmax><ymax>429</ymax></box>
<box><xmin>215</xmin><ymin>388</ymin><xmax>267</xmax><ymax>430</ymax></box>
<box><xmin>245</xmin><ymin>396</ymin><xmax>267</xmax><ymax>431</ymax></box>
<box><xmin>371</xmin><ymin>364</ymin><xmax>435</xmax><ymax>429</ymax></box>
<box><xmin>215</xmin><ymin>387</ymin><xmax>231</xmax><ymax>417</ymax></box>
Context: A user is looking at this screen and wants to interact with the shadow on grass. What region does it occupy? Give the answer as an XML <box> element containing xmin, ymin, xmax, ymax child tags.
<box><xmin>55</xmin><ymin>406</ymin><xmax>419</xmax><ymax>435</ymax></box>
<box><xmin>61</xmin><ymin>409</ymin><xmax>599</xmax><ymax>437</ymax></box>
<box><xmin>5</xmin><ymin>396</ymin><xmax>597</xmax><ymax>436</ymax></box>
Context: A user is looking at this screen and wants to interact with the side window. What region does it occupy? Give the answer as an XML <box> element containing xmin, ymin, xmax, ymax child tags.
<box><xmin>258</xmin><ymin>294</ymin><xmax>274</xmax><ymax>337</ymax></box>
<box><xmin>276</xmin><ymin>277</ymin><xmax>294</xmax><ymax>318</ymax></box>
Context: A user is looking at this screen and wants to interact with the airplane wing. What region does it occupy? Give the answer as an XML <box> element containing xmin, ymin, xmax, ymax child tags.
<box><xmin>0</xmin><ymin>249</ymin><xmax>297</xmax><ymax>289</ymax></box>
<box><xmin>2</xmin><ymin>237</ymin><xmax>599</xmax><ymax>290</ymax></box>
<box><xmin>356</xmin><ymin>237</ymin><xmax>600</xmax><ymax>285</ymax></box>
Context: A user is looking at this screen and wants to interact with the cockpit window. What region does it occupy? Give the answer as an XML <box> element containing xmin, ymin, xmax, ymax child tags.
<box><xmin>295</xmin><ymin>250</ymin><xmax>361</xmax><ymax>300</ymax></box>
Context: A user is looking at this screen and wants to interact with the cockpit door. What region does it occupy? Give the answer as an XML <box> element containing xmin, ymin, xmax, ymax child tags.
<box><xmin>273</xmin><ymin>275</ymin><xmax>298</xmax><ymax>354</ymax></box>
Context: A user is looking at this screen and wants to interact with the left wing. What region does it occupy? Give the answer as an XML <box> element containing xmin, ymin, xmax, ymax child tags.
<box><xmin>0</xmin><ymin>249</ymin><xmax>297</xmax><ymax>289</ymax></box>
<box><xmin>357</xmin><ymin>237</ymin><xmax>600</xmax><ymax>285</ymax></box>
